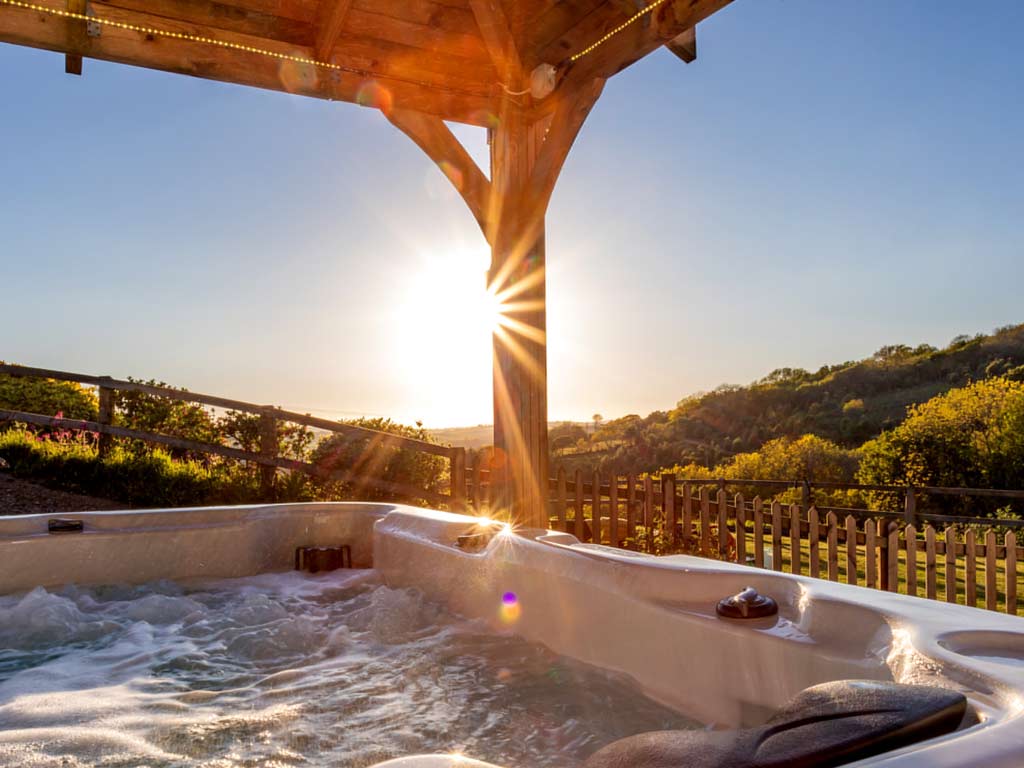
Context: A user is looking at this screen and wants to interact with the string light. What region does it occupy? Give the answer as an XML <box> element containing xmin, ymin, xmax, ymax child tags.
<box><xmin>568</xmin><ymin>0</ymin><xmax>669</xmax><ymax>63</ymax></box>
<box><xmin>0</xmin><ymin>0</ymin><xmax>363</xmax><ymax>73</ymax></box>
<box><xmin>2</xmin><ymin>0</ymin><xmax>670</xmax><ymax>97</ymax></box>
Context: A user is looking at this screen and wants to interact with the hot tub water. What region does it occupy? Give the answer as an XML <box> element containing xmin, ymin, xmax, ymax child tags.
<box><xmin>0</xmin><ymin>570</ymin><xmax>697</xmax><ymax>767</ymax></box>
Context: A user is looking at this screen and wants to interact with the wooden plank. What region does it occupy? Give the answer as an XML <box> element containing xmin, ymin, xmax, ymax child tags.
<box><xmin>626</xmin><ymin>474</ymin><xmax>637</xmax><ymax>547</ymax></box>
<box><xmin>524</xmin><ymin>76</ymin><xmax>605</xmax><ymax>230</ymax></box>
<box><xmin>0</xmin><ymin>0</ymin><xmax>496</xmax><ymax>124</ymax></box>
<box><xmin>65</xmin><ymin>0</ymin><xmax>87</xmax><ymax>74</ymax></box>
<box><xmin>574</xmin><ymin>469</ymin><xmax>585</xmax><ymax>541</ymax></box>
<box><xmin>592</xmin><ymin>470</ymin><xmax>602</xmax><ymax>544</ymax></box>
<box><xmin>771</xmin><ymin>501</ymin><xmax>783</xmax><ymax>572</ymax></box>
<box><xmin>681</xmin><ymin>482</ymin><xmax>692</xmax><ymax>553</ymax></box>
<box><xmin>664</xmin><ymin>25</ymin><xmax>695</xmax><ymax>63</ymax></box>
<box><xmin>386</xmin><ymin>107</ymin><xmax>493</xmax><ymax>240</ymax></box>
<box><xmin>1007</xmin><ymin>532</ymin><xmax>1018</xmax><ymax>616</ymax></box>
<box><xmin>258</xmin><ymin>410</ymin><xmax>277</xmax><ymax>497</ymax></box>
<box><xmin>472</xmin><ymin>451</ymin><xmax>484</xmax><ymax>510</ymax></box>
<box><xmin>827</xmin><ymin>512</ymin><xmax>839</xmax><ymax>582</ymax></box>
<box><xmin>887</xmin><ymin>522</ymin><xmax>899</xmax><ymax>593</ymax></box>
<box><xmin>468</xmin><ymin>0</ymin><xmax>521</xmax><ymax>83</ymax></box>
<box><xmin>314</xmin><ymin>0</ymin><xmax>353</xmax><ymax>61</ymax></box>
<box><xmin>643</xmin><ymin>475</ymin><xmax>655</xmax><ymax>552</ymax></box>
<box><xmin>542</xmin><ymin>0</ymin><xmax>732</xmax><ymax>82</ymax></box>
<box><xmin>735</xmin><ymin>493</ymin><xmax>747</xmax><ymax>566</ymax></box>
<box><xmin>450</xmin><ymin>446</ymin><xmax>467</xmax><ymax>512</ymax></box>
<box><xmin>965</xmin><ymin>528</ymin><xmax>977</xmax><ymax>608</ymax></box>
<box><xmin>700</xmin><ymin>487</ymin><xmax>712</xmax><ymax>557</ymax></box>
<box><xmin>663</xmin><ymin>474</ymin><xmax>676</xmax><ymax>549</ymax></box>
<box><xmin>906</xmin><ymin>524</ymin><xmax>918</xmax><ymax>597</ymax></box>
<box><xmin>97</xmin><ymin>385</ymin><xmax>114</xmax><ymax>458</ymax></box>
<box><xmin>753</xmin><ymin>496</ymin><xmax>764</xmax><ymax>568</ymax></box>
<box><xmin>944</xmin><ymin>526</ymin><xmax>957</xmax><ymax>604</ymax></box>
<box><xmin>865</xmin><ymin>519</ymin><xmax>876</xmax><ymax>589</ymax></box>
<box><xmin>609</xmin><ymin>473</ymin><xmax>619</xmax><ymax>547</ymax></box>
<box><xmin>986</xmin><ymin>530</ymin><xmax>998</xmax><ymax>611</ymax></box>
<box><xmin>789</xmin><ymin>504</ymin><xmax>800</xmax><ymax>575</ymax></box>
<box><xmin>717</xmin><ymin>489</ymin><xmax>729</xmax><ymax>559</ymax></box>
<box><xmin>925</xmin><ymin>525</ymin><xmax>937</xmax><ymax>600</ymax></box>
<box><xmin>845</xmin><ymin>515</ymin><xmax>858</xmax><ymax>586</ymax></box>
<box><xmin>808</xmin><ymin>507</ymin><xmax>820</xmax><ymax>579</ymax></box>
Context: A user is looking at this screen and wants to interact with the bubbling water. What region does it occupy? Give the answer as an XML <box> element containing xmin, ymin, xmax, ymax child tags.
<box><xmin>0</xmin><ymin>571</ymin><xmax>697</xmax><ymax>767</ymax></box>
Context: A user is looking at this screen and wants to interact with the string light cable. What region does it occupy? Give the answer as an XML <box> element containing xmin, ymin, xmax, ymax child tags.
<box><xmin>2</xmin><ymin>0</ymin><xmax>669</xmax><ymax>94</ymax></box>
<box><xmin>567</xmin><ymin>0</ymin><xmax>669</xmax><ymax>63</ymax></box>
<box><xmin>0</xmin><ymin>0</ymin><xmax>481</xmax><ymax>97</ymax></box>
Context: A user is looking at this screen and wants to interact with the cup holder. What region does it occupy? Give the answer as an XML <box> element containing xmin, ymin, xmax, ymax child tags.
<box><xmin>938</xmin><ymin>631</ymin><xmax>1024</xmax><ymax>667</ymax></box>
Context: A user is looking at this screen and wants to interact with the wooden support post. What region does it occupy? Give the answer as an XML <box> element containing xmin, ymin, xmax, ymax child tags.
<box><xmin>663</xmin><ymin>473</ymin><xmax>676</xmax><ymax>549</ymax></box>
<box><xmin>450</xmin><ymin>447</ymin><xmax>467</xmax><ymax>512</ymax></box>
<box><xmin>471</xmin><ymin>452</ymin><xmax>483</xmax><ymax>511</ymax></box>
<box><xmin>609</xmin><ymin>474</ymin><xmax>619</xmax><ymax>547</ymax></box>
<box><xmin>65</xmin><ymin>0</ymin><xmax>87</xmax><ymax>75</ymax></box>
<box><xmin>556</xmin><ymin>467</ymin><xmax>567</xmax><ymax>531</ymax></box>
<box><xmin>258</xmin><ymin>409</ymin><xmax>277</xmax><ymax>499</ymax></box>
<box><xmin>903</xmin><ymin>486</ymin><xmax>917</xmax><ymax>525</ymax></box>
<box><xmin>387</xmin><ymin>64</ymin><xmax>603</xmax><ymax>525</ymax></box>
<box><xmin>97</xmin><ymin>384</ymin><xmax>114</xmax><ymax>458</ymax></box>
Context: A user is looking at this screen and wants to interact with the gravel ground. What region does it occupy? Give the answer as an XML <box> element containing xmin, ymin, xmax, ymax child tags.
<box><xmin>0</xmin><ymin>472</ymin><xmax>127</xmax><ymax>515</ymax></box>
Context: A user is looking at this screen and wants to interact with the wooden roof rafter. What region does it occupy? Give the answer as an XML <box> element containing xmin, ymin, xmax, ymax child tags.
<box><xmin>468</xmin><ymin>0</ymin><xmax>520</xmax><ymax>87</ymax></box>
<box><xmin>313</xmin><ymin>0</ymin><xmax>352</xmax><ymax>61</ymax></box>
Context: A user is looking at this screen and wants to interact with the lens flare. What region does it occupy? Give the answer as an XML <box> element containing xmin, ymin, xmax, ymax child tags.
<box><xmin>499</xmin><ymin>591</ymin><xmax>520</xmax><ymax>624</ymax></box>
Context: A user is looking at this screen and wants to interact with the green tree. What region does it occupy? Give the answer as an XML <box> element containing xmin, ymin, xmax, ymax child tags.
<box><xmin>310</xmin><ymin>417</ymin><xmax>447</xmax><ymax>505</ymax></box>
<box><xmin>0</xmin><ymin>368</ymin><xmax>97</xmax><ymax>420</ymax></box>
<box><xmin>858</xmin><ymin>378</ymin><xmax>1024</xmax><ymax>515</ymax></box>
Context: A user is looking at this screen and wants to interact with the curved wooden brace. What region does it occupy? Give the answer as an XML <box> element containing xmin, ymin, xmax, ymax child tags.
<box><xmin>468</xmin><ymin>0</ymin><xmax>522</xmax><ymax>85</ymax></box>
<box><xmin>385</xmin><ymin>107</ymin><xmax>493</xmax><ymax>242</ymax></box>
<box><xmin>525</xmin><ymin>76</ymin><xmax>605</xmax><ymax>222</ymax></box>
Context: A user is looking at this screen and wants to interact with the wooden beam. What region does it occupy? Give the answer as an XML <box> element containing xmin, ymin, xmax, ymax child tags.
<box><xmin>385</xmin><ymin>107</ymin><xmax>492</xmax><ymax>240</ymax></box>
<box><xmin>468</xmin><ymin>0</ymin><xmax>521</xmax><ymax>85</ymax></box>
<box><xmin>525</xmin><ymin>76</ymin><xmax>604</xmax><ymax>223</ymax></box>
<box><xmin>64</xmin><ymin>0</ymin><xmax>85</xmax><ymax>74</ymax></box>
<box><xmin>540</xmin><ymin>0</ymin><xmax>730</xmax><ymax>79</ymax></box>
<box><xmin>664</xmin><ymin>26</ymin><xmax>696</xmax><ymax>63</ymax></box>
<box><xmin>0</xmin><ymin>0</ymin><xmax>498</xmax><ymax>124</ymax></box>
<box><xmin>313</xmin><ymin>0</ymin><xmax>352</xmax><ymax>61</ymax></box>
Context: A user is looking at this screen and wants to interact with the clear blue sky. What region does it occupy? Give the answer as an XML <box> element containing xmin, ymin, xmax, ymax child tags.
<box><xmin>2</xmin><ymin>1</ymin><xmax>1022</xmax><ymax>427</ymax></box>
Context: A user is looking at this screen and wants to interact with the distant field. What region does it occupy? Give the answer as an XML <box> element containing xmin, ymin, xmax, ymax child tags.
<box><xmin>429</xmin><ymin>422</ymin><xmax>590</xmax><ymax>450</ymax></box>
<box><xmin>427</xmin><ymin>424</ymin><xmax>493</xmax><ymax>450</ymax></box>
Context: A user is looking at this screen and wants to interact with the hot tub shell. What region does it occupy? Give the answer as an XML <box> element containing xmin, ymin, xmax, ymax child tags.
<box><xmin>1</xmin><ymin>502</ymin><xmax>1023</xmax><ymax>767</ymax></box>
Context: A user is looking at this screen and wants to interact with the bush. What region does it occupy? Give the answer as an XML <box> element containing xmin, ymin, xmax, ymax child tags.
<box><xmin>310</xmin><ymin>418</ymin><xmax>447</xmax><ymax>505</ymax></box>
<box><xmin>858</xmin><ymin>378</ymin><xmax>1024</xmax><ymax>515</ymax></box>
<box><xmin>0</xmin><ymin>370</ymin><xmax>97</xmax><ymax>420</ymax></box>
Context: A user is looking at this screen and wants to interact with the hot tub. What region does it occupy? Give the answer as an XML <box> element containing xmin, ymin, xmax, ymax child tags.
<box><xmin>0</xmin><ymin>503</ymin><xmax>1022</xmax><ymax>767</ymax></box>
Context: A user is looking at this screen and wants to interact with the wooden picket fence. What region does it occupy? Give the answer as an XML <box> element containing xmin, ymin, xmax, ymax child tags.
<box><xmin>465</xmin><ymin>466</ymin><xmax>1024</xmax><ymax>617</ymax></box>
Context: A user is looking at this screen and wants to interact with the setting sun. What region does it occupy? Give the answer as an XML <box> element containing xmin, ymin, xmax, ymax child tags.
<box><xmin>388</xmin><ymin>247</ymin><xmax>503</xmax><ymax>425</ymax></box>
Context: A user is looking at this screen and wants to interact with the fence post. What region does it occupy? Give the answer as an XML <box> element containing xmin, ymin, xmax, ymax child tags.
<box><xmin>801</xmin><ymin>480</ymin><xmax>811</xmax><ymax>510</ymax></box>
<box><xmin>258</xmin><ymin>409</ymin><xmax>277</xmax><ymax>498</ymax></box>
<box><xmin>97</xmin><ymin>383</ymin><xmax>114</xmax><ymax>458</ymax></box>
<box><xmin>450</xmin><ymin>447</ymin><xmax>467</xmax><ymax>512</ymax></box>
<box><xmin>663</xmin><ymin>474</ymin><xmax>676</xmax><ymax>549</ymax></box>
<box><xmin>903</xmin><ymin>487</ymin><xmax>917</xmax><ymax>525</ymax></box>
<box><xmin>887</xmin><ymin>522</ymin><xmax>900</xmax><ymax>593</ymax></box>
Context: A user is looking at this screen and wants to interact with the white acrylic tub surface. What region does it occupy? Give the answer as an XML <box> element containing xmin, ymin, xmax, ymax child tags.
<box><xmin>1</xmin><ymin>502</ymin><xmax>1023</xmax><ymax>767</ymax></box>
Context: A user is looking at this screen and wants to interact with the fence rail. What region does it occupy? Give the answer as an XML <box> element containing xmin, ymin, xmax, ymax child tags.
<box><xmin>0</xmin><ymin>364</ymin><xmax>466</xmax><ymax>509</ymax></box>
<box><xmin>463</xmin><ymin>464</ymin><xmax>1024</xmax><ymax>616</ymax></box>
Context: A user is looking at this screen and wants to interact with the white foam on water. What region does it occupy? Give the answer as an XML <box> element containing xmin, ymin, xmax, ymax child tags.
<box><xmin>0</xmin><ymin>570</ymin><xmax>697</xmax><ymax>767</ymax></box>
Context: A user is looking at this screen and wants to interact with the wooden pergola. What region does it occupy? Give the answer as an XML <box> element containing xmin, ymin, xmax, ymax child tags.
<box><xmin>1</xmin><ymin>0</ymin><xmax>732</xmax><ymax>527</ymax></box>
